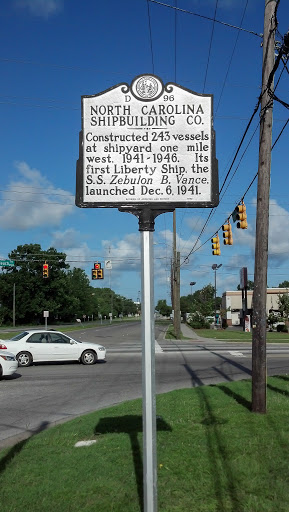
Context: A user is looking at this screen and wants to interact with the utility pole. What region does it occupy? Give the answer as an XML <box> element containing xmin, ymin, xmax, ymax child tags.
<box><xmin>252</xmin><ymin>0</ymin><xmax>277</xmax><ymax>413</ymax></box>
<box><xmin>173</xmin><ymin>210</ymin><xmax>181</xmax><ymax>338</ymax></box>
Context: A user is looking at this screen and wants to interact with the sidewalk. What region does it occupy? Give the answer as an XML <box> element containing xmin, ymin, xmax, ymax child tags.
<box><xmin>180</xmin><ymin>322</ymin><xmax>203</xmax><ymax>340</ymax></box>
<box><xmin>180</xmin><ymin>323</ymin><xmax>223</xmax><ymax>343</ymax></box>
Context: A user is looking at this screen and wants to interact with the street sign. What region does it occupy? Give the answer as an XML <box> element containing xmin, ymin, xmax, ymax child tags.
<box><xmin>76</xmin><ymin>74</ymin><xmax>219</xmax><ymax>210</ymax></box>
<box><xmin>0</xmin><ymin>259</ymin><xmax>15</xmax><ymax>267</ymax></box>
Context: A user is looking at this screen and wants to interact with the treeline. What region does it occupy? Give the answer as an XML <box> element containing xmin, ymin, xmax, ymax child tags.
<box><xmin>0</xmin><ymin>244</ymin><xmax>138</xmax><ymax>326</ymax></box>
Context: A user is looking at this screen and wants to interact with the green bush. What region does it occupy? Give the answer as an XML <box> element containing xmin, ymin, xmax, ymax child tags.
<box><xmin>188</xmin><ymin>312</ymin><xmax>210</xmax><ymax>329</ymax></box>
<box><xmin>277</xmin><ymin>324</ymin><xmax>288</xmax><ymax>333</ymax></box>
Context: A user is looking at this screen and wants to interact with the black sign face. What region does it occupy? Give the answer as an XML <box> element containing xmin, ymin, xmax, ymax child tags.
<box><xmin>76</xmin><ymin>74</ymin><xmax>219</xmax><ymax>210</ymax></box>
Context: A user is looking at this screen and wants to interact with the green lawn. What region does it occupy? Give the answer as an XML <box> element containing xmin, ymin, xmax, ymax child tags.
<box><xmin>192</xmin><ymin>328</ymin><xmax>289</xmax><ymax>343</ymax></box>
<box><xmin>1</xmin><ymin>377</ymin><xmax>289</xmax><ymax>511</ymax></box>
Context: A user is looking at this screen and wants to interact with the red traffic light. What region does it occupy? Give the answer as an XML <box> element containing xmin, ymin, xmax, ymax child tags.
<box><xmin>43</xmin><ymin>262</ymin><xmax>49</xmax><ymax>278</ymax></box>
<box><xmin>94</xmin><ymin>262</ymin><xmax>101</xmax><ymax>269</ymax></box>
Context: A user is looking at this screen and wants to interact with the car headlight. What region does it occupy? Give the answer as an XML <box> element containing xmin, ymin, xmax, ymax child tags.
<box><xmin>0</xmin><ymin>355</ymin><xmax>16</xmax><ymax>361</ymax></box>
<box><xmin>98</xmin><ymin>347</ymin><xmax>105</xmax><ymax>351</ymax></box>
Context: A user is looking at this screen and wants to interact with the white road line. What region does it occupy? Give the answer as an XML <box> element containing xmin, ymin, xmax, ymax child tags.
<box><xmin>155</xmin><ymin>340</ymin><xmax>163</xmax><ymax>353</ymax></box>
<box><xmin>228</xmin><ymin>350</ymin><xmax>245</xmax><ymax>358</ymax></box>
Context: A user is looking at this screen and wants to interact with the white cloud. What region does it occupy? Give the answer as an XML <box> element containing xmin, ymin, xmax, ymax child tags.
<box><xmin>51</xmin><ymin>228</ymin><xmax>82</xmax><ymax>250</ymax></box>
<box><xmin>14</xmin><ymin>0</ymin><xmax>63</xmax><ymax>17</ymax></box>
<box><xmin>50</xmin><ymin>229</ymin><xmax>93</xmax><ymax>270</ymax></box>
<box><xmin>102</xmin><ymin>234</ymin><xmax>141</xmax><ymax>271</ymax></box>
<box><xmin>0</xmin><ymin>161</ymin><xmax>74</xmax><ymax>230</ymax></box>
<box><xmin>268</xmin><ymin>200</ymin><xmax>289</xmax><ymax>265</ymax></box>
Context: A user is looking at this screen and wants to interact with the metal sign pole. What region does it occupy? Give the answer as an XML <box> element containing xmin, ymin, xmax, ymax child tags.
<box><xmin>141</xmin><ymin>228</ymin><xmax>157</xmax><ymax>511</ymax></box>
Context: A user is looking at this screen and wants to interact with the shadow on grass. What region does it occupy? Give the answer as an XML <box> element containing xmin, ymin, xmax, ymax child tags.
<box><xmin>0</xmin><ymin>421</ymin><xmax>50</xmax><ymax>475</ymax></box>
<box><xmin>181</xmin><ymin>353</ymin><xmax>244</xmax><ymax>511</ymax></box>
<box><xmin>217</xmin><ymin>384</ymin><xmax>252</xmax><ymax>411</ymax></box>
<box><xmin>267</xmin><ymin>382</ymin><xmax>289</xmax><ymax>398</ymax></box>
<box><xmin>195</xmin><ymin>386</ymin><xmax>243</xmax><ymax>512</ymax></box>
<box><xmin>94</xmin><ymin>414</ymin><xmax>172</xmax><ymax>512</ymax></box>
<box><xmin>274</xmin><ymin>374</ymin><xmax>289</xmax><ymax>382</ymax></box>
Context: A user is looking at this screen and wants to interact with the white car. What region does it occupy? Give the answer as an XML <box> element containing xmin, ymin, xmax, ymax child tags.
<box><xmin>0</xmin><ymin>348</ymin><xmax>18</xmax><ymax>378</ymax></box>
<box><xmin>0</xmin><ymin>330</ymin><xmax>106</xmax><ymax>367</ymax></box>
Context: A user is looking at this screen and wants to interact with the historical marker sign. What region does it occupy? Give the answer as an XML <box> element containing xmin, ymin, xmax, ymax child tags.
<box><xmin>76</xmin><ymin>74</ymin><xmax>219</xmax><ymax>209</ymax></box>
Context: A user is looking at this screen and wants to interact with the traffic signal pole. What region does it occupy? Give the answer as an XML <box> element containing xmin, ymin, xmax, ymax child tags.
<box><xmin>252</xmin><ymin>0</ymin><xmax>277</xmax><ymax>413</ymax></box>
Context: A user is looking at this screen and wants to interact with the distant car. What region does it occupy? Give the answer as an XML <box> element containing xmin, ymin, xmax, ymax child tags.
<box><xmin>0</xmin><ymin>330</ymin><xmax>106</xmax><ymax>367</ymax></box>
<box><xmin>0</xmin><ymin>348</ymin><xmax>18</xmax><ymax>378</ymax></box>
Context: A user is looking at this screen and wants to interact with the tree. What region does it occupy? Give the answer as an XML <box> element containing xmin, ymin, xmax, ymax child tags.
<box><xmin>237</xmin><ymin>280</ymin><xmax>255</xmax><ymax>290</ymax></box>
<box><xmin>0</xmin><ymin>244</ymin><xmax>71</xmax><ymax>324</ymax></box>
<box><xmin>156</xmin><ymin>299</ymin><xmax>172</xmax><ymax>317</ymax></box>
<box><xmin>278</xmin><ymin>281</ymin><xmax>289</xmax><ymax>289</ymax></box>
<box><xmin>0</xmin><ymin>243</ymin><xmax>139</xmax><ymax>325</ymax></box>
<box><xmin>180</xmin><ymin>284</ymin><xmax>221</xmax><ymax>318</ymax></box>
<box><xmin>191</xmin><ymin>284</ymin><xmax>216</xmax><ymax>317</ymax></box>
<box><xmin>278</xmin><ymin>294</ymin><xmax>289</xmax><ymax>320</ymax></box>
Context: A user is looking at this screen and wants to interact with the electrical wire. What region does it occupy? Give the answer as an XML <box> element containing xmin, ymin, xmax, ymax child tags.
<box><xmin>181</xmin><ymin>20</ymin><xmax>288</xmax><ymax>265</ymax></box>
<box><xmin>146</xmin><ymin>0</ymin><xmax>155</xmax><ymax>73</ymax></box>
<box><xmin>148</xmin><ymin>0</ymin><xmax>262</xmax><ymax>37</ymax></box>
<box><xmin>203</xmin><ymin>0</ymin><xmax>218</xmax><ymax>93</ymax></box>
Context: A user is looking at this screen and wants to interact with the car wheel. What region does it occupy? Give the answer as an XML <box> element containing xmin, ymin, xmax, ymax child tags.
<box><xmin>0</xmin><ymin>365</ymin><xmax>2</xmax><ymax>380</ymax></box>
<box><xmin>17</xmin><ymin>352</ymin><xmax>33</xmax><ymax>367</ymax></box>
<box><xmin>81</xmin><ymin>350</ymin><xmax>96</xmax><ymax>365</ymax></box>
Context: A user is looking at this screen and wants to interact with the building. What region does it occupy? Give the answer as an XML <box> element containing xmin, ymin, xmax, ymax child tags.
<box><xmin>222</xmin><ymin>288</ymin><xmax>289</xmax><ymax>326</ymax></box>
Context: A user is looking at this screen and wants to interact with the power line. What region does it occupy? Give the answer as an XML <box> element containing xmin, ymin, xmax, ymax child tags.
<box><xmin>148</xmin><ymin>0</ymin><xmax>262</xmax><ymax>37</ymax></box>
<box><xmin>203</xmin><ymin>0</ymin><xmax>218</xmax><ymax>93</ymax></box>
<box><xmin>146</xmin><ymin>0</ymin><xmax>155</xmax><ymax>73</ymax></box>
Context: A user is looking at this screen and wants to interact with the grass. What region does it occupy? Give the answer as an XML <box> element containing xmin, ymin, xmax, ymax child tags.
<box><xmin>165</xmin><ymin>323</ymin><xmax>186</xmax><ymax>340</ymax></box>
<box><xmin>193</xmin><ymin>328</ymin><xmax>289</xmax><ymax>343</ymax></box>
<box><xmin>1</xmin><ymin>377</ymin><xmax>289</xmax><ymax>511</ymax></box>
<box><xmin>0</xmin><ymin>318</ymin><xmax>141</xmax><ymax>340</ymax></box>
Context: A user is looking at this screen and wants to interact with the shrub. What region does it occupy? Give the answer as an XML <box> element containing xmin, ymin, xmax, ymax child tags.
<box><xmin>188</xmin><ymin>312</ymin><xmax>210</xmax><ymax>329</ymax></box>
<box><xmin>277</xmin><ymin>324</ymin><xmax>288</xmax><ymax>333</ymax></box>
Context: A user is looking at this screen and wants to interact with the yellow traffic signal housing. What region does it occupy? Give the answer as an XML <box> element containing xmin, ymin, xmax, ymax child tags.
<box><xmin>43</xmin><ymin>262</ymin><xmax>49</xmax><ymax>278</ymax></box>
<box><xmin>236</xmin><ymin>203</ymin><xmax>248</xmax><ymax>229</ymax></box>
<box><xmin>222</xmin><ymin>221</ymin><xmax>233</xmax><ymax>245</ymax></box>
<box><xmin>211</xmin><ymin>234</ymin><xmax>221</xmax><ymax>255</ymax></box>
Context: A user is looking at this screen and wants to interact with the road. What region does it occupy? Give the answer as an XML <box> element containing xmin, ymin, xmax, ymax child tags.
<box><xmin>1</xmin><ymin>321</ymin><xmax>289</xmax><ymax>448</ymax></box>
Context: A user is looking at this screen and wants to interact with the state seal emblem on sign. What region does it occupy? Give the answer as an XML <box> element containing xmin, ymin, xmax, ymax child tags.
<box><xmin>136</xmin><ymin>76</ymin><xmax>158</xmax><ymax>98</ymax></box>
<box><xmin>131</xmin><ymin>74</ymin><xmax>164</xmax><ymax>101</ymax></box>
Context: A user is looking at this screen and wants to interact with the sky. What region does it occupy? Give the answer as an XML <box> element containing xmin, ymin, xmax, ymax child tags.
<box><xmin>1</xmin><ymin>0</ymin><xmax>289</xmax><ymax>307</ymax></box>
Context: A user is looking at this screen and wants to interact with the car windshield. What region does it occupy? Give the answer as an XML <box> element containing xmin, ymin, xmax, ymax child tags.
<box><xmin>11</xmin><ymin>331</ymin><xmax>29</xmax><ymax>341</ymax></box>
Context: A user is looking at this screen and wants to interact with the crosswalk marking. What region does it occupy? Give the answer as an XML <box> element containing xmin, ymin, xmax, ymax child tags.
<box><xmin>228</xmin><ymin>350</ymin><xmax>245</xmax><ymax>358</ymax></box>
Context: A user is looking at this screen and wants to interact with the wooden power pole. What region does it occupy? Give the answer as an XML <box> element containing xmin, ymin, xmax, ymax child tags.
<box><xmin>173</xmin><ymin>210</ymin><xmax>181</xmax><ymax>339</ymax></box>
<box><xmin>252</xmin><ymin>0</ymin><xmax>278</xmax><ymax>413</ymax></box>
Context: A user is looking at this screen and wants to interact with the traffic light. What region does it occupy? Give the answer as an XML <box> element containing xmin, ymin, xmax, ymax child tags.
<box><xmin>211</xmin><ymin>234</ymin><xmax>221</xmax><ymax>255</ymax></box>
<box><xmin>235</xmin><ymin>202</ymin><xmax>248</xmax><ymax>229</ymax></box>
<box><xmin>42</xmin><ymin>262</ymin><xmax>49</xmax><ymax>279</ymax></box>
<box><xmin>92</xmin><ymin>262</ymin><xmax>104</xmax><ymax>280</ymax></box>
<box><xmin>222</xmin><ymin>221</ymin><xmax>233</xmax><ymax>245</ymax></box>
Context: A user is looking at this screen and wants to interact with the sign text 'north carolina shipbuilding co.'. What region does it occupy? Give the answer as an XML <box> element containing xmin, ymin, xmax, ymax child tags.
<box><xmin>76</xmin><ymin>74</ymin><xmax>219</xmax><ymax>209</ymax></box>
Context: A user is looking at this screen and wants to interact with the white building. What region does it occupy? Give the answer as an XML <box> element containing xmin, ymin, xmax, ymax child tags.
<box><xmin>222</xmin><ymin>288</ymin><xmax>289</xmax><ymax>326</ymax></box>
